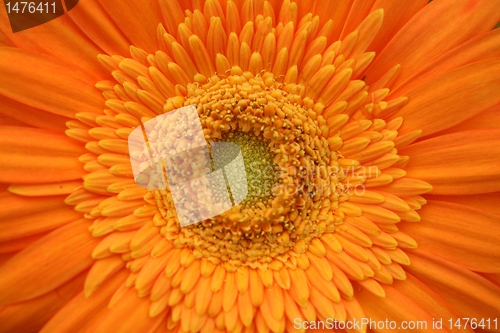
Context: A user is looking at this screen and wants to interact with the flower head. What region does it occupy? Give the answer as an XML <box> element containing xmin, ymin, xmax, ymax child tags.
<box><xmin>0</xmin><ymin>1</ymin><xmax>499</xmax><ymax>332</ymax></box>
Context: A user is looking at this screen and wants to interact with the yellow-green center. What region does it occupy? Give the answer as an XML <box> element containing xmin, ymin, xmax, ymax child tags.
<box><xmin>216</xmin><ymin>131</ymin><xmax>281</xmax><ymax>208</ymax></box>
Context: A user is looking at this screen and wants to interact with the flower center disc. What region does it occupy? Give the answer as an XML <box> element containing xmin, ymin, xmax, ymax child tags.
<box><xmin>155</xmin><ymin>69</ymin><xmax>341</xmax><ymax>270</ymax></box>
<box><xmin>215</xmin><ymin>131</ymin><xmax>280</xmax><ymax>208</ymax></box>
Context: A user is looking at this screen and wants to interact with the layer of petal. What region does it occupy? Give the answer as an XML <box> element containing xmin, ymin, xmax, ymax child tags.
<box><xmin>0</xmin><ymin>253</ymin><xmax>14</xmax><ymax>267</ymax></box>
<box><xmin>0</xmin><ymin>272</ymin><xmax>85</xmax><ymax>333</ymax></box>
<box><xmin>394</xmin><ymin>274</ymin><xmax>472</xmax><ymax>333</ymax></box>
<box><xmin>367</xmin><ymin>0</ymin><xmax>428</xmax><ymax>55</ymax></box>
<box><xmin>0</xmin><ymin>219</ymin><xmax>99</xmax><ymax>305</ymax></box>
<box><xmin>0</xmin><ymin>2</ymin><xmax>106</xmax><ymax>79</ymax></box>
<box><xmin>40</xmin><ymin>269</ymin><xmax>128</xmax><ymax>333</ymax></box>
<box><xmin>8</xmin><ymin>180</ymin><xmax>83</xmax><ymax>197</ymax></box>
<box><xmin>0</xmin><ymin>28</ymin><xmax>12</xmax><ymax>47</ymax></box>
<box><xmin>391</xmin><ymin>29</ymin><xmax>500</xmax><ymax>96</ymax></box>
<box><xmin>0</xmin><ymin>191</ymin><xmax>67</xmax><ymax>219</ymax></box>
<box><xmin>365</xmin><ymin>0</ymin><xmax>500</xmax><ymax>85</ymax></box>
<box><xmin>89</xmin><ymin>287</ymin><xmax>166</xmax><ymax>333</ymax></box>
<box><xmin>67</xmin><ymin>0</ymin><xmax>131</xmax><ymax>56</ymax></box>
<box><xmin>0</xmin><ymin>127</ymin><xmax>85</xmax><ymax>184</ymax></box>
<box><xmin>0</xmin><ymin>232</ymin><xmax>49</xmax><ymax>254</ymax></box>
<box><xmin>313</xmin><ymin>0</ymin><xmax>354</xmax><ymax>40</ymax></box>
<box><xmin>0</xmin><ymin>116</ymin><xmax>27</xmax><ymax>128</ymax></box>
<box><xmin>0</xmin><ymin>204</ymin><xmax>82</xmax><ymax>242</ymax></box>
<box><xmin>479</xmin><ymin>273</ymin><xmax>500</xmax><ymax>288</ymax></box>
<box><xmin>340</xmin><ymin>0</ymin><xmax>376</xmax><ymax>39</ymax></box>
<box><xmin>430</xmin><ymin>104</ymin><xmax>500</xmax><ymax>137</ymax></box>
<box><xmin>0</xmin><ymin>96</ymin><xmax>68</xmax><ymax>132</ymax></box>
<box><xmin>401</xmin><ymin>129</ymin><xmax>500</xmax><ymax>194</ymax></box>
<box><xmin>399</xmin><ymin>200</ymin><xmax>500</xmax><ymax>273</ymax></box>
<box><xmin>0</xmin><ymin>48</ymin><xmax>104</xmax><ymax>118</ymax></box>
<box><xmin>406</xmin><ymin>251</ymin><xmax>500</xmax><ymax>323</ymax></box>
<box><xmin>428</xmin><ymin>193</ymin><xmax>500</xmax><ymax>218</ymax></box>
<box><xmin>97</xmin><ymin>0</ymin><xmax>162</xmax><ymax>53</ymax></box>
<box><xmin>357</xmin><ymin>283</ymin><xmax>442</xmax><ymax>332</ymax></box>
<box><xmin>389</xmin><ymin>59</ymin><xmax>500</xmax><ymax>136</ymax></box>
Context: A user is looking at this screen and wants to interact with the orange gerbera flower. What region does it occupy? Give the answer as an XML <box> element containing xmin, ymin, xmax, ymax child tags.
<box><xmin>1</xmin><ymin>0</ymin><xmax>500</xmax><ymax>332</ymax></box>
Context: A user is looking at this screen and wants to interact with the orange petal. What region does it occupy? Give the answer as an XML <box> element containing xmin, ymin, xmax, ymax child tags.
<box><xmin>0</xmin><ymin>96</ymin><xmax>68</xmax><ymax>132</ymax></box>
<box><xmin>431</xmin><ymin>104</ymin><xmax>500</xmax><ymax>137</ymax></box>
<box><xmin>479</xmin><ymin>273</ymin><xmax>500</xmax><ymax>288</ymax></box>
<box><xmin>357</xmin><ymin>283</ymin><xmax>440</xmax><ymax>332</ymax></box>
<box><xmin>97</xmin><ymin>0</ymin><xmax>163</xmax><ymax>53</ymax></box>
<box><xmin>0</xmin><ymin>27</ymin><xmax>12</xmax><ymax>47</ymax></box>
<box><xmin>8</xmin><ymin>180</ymin><xmax>83</xmax><ymax>197</ymax></box>
<box><xmin>40</xmin><ymin>269</ymin><xmax>128</xmax><ymax>333</ymax></box>
<box><xmin>85</xmin><ymin>256</ymin><xmax>125</xmax><ymax>297</ymax></box>
<box><xmin>0</xmin><ymin>219</ymin><xmax>99</xmax><ymax>305</ymax></box>
<box><xmin>0</xmin><ymin>7</ymin><xmax>106</xmax><ymax>79</ymax></box>
<box><xmin>0</xmin><ymin>127</ymin><xmax>85</xmax><ymax>184</ymax></box>
<box><xmin>339</xmin><ymin>0</ymin><xmax>376</xmax><ymax>40</ymax></box>
<box><xmin>390</xmin><ymin>59</ymin><xmax>500</xmax><ymax>136</ymax></box>
<box><xmin>158</xmin><ymin>0</ymin><xmax>186</xmax><ymax>36</ymax></box>
<box><xmin>374</xmin><ymin>177</ymin><xmax>432</xmax><ymax>197</ymax></box>
<box><xmin>313</xmin><ymin>0</ymin><xmax>354</xmax><ymax>40</ymax></box>
<box><xmin>397</xmin><ymin>274</ymin><xmax>473</xmax><ymax>333</ymax></box>
<box><xmin>66</xmin><ymin>0</ymin><xmax>131</xmax><ymax>56</ymax></box>
<box><xmin>368</xmin><ymin>0</ymin><xmax>428</xmax><ymax>55</ymax></box>
<box><xmin>0</xmin><ymin>191</ymin><xmax>68</xmax><ymax>220</ymax></box>
<box><xmin>0</xmin><ymin>232</ymin><xmax>48</xmax><ymax>254</ymax></box>
<box><xmin>0</xmin><ymin>48</ymin><xmax>104</xmax><ymax>118</ymax></box>
<box><xmin>406</xmin><ymin>250</ymin><xmax>500</xmax><ymax>320</ymax></box>
<box><xmin>0</xmin><ymin>272</ymin><xmax>86</xmax><ymax>333</ymax></box>
<box><xmin>366</xmin><ymin>0</ymin><xmax>500</xmax><ymax>86</ymax></box>
<box><xmin>400</xmin><ymin>200</ymin><xmax>500</xmax><ymax>273</ymax></box>
<box><xmin>401</xmin><ymin>129</ymin><xmax>500</xmax><ymax>194</ymax></box>
<box><xmin>428</xmin><ymin>192</ymin><xmax>500</xmax><ymax>218</ymax></box>
<box><xmin>0</xmin><ymin>203</ymin><xmax>82</xmax><ymax>242</ymax></box>
<box><xmin>392</xmin><ymin>29</ymin><xmax>500</xmax><ymax>96</ymax></box>
<box><xmin>0</xmin><ymin>116</ymin><xmax>28</xmax><ymax>128</ymax></box>
<box><xmin>0</xmin><ymin>253</ymin><xmax>15</xmax><ymax>267</ymax></box>
<box><xmin>91</xmin><ymin>287</ymin><xmax>166</xmax><ymax>333</ymax></box>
